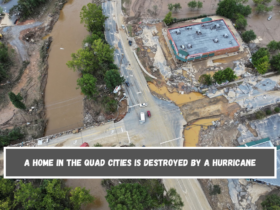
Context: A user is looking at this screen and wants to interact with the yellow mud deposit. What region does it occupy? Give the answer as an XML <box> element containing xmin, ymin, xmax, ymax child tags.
<box><xmin>148</xmin><ymin>83</ymin><xmax>205</xmax><ymax>106</ymax></box>
<box><xmin>184</xmin><ymin>118</ymin><xmax>220</xmax><ymax>147</ymax></box>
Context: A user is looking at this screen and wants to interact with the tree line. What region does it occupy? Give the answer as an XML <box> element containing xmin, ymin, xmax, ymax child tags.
<box><xmin>67</xmin><ymin>3</ymin><xmax>125</xmax><ymax>114</ymax></box>
<box><xmin>199</xmin><ymin>68</ymin><xmax>237</xmax><ymax>86</ymax></box>
<box><xmin>0</xmin><ymin>178</ymin><xmax>94</xmax><ymax>209</ymax></box>
<box><xmin>9</xmin><ymin>0</ymin><xmax>46</xmax><ymax>20</ymax></box>
<box><xmin>102</xmin><ymin>179</ymin><xmax>184</xmax><ymax>210</ymax></box>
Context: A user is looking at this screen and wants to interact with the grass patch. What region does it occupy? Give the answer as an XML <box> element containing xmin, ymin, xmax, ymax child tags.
<box><xmin>127</xmin><ymin>24</ymin><xmax>132</xmax><ymax>37</ymax></box>
<box><xmin>145</xmin><ymin>76</ymin><xmax>153</xmax><ymax>82</ymax></box>
<box><xmin>137</xmin><ymin>47</ymin><xmax>140</xmax><ymax>53</ymax></box>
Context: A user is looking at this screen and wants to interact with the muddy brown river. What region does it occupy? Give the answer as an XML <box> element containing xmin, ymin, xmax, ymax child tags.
<box><xmin>44</xmin><ymin>0</ymin><xmax>91</xmax><ymax>135</ymax></box>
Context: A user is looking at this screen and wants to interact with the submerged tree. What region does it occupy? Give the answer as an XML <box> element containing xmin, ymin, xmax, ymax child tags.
<box><xmin>8</xmin><ymin>92</ymin><xmax>26</xmax><ymax>110</ymax></box>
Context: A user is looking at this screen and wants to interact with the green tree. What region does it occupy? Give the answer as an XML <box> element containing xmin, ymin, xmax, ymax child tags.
<box><xmin>104</xmin><ymin>70</ymin><xmax>125</xmax><ymax>92</ymax></box>
<box><xmin>197</xmin><ymin>1</ymin><xmax>203</xmax><ymax>9</ymax></box>
<box><xmin>67</xmin><ymin>39</ymin><xmax>114</xmax><ymax>77</ymax></box>
<box><xmin>168</xmin><ymin>3</ymin><xmax>174</xmax><ymax>11</ymax></box>
<box><xmin>9</xmin><ymin>0</ymin><xmax>45</xmax><ymax>19</ymax></box>
<box><xmin>188</xmin><ymin>0</ymin><xmax>197</xmax><ymax>9</ymax></box>
<box><xmin>106</xmin><ymin>183</ymin><xmax>153</xmax><ymax>210</ymax></box>
<box><xmin>8</xmin><ymin>92</ymin><xmax>26</xmax><ymax>110</ymax></box>
<box><xmin>256</xmin><ymin>111</ymin><xmax>265</xmax><ymax>119</ymax></box>
<box><xmin>83</xmin><ymin>32</ymin><xmax>105</xmax><ymax>46</ymax></box>
<box><xmin>252</xmin><ymin>48</ymin><xmax>270</xmax><ymax>65</ymax></box>
<box><xmin>235</xmin><ymin>13</ymin><xmax>247</xmax><ymax>29</ymax></box>
<box><xmin>213</xmin><ymin>70</ymin><xmax>227</xmax><ymax>84</ymax></box>
<box><xmin>271</xmin><ymin>53</ymin><xmax>280</xmax><ymax>72</ymax></box>
<box><xmin>235</xmin><ymin>0</ymin><xmax>249</xmax><ymax>3</ymax></box>
<box><xmin>0</xmin><ymin>178</ymin><xmax>14</xmax><ymax>210</ymax></box>
<box><xmin>80</xmin><ymin>3</ymin><xmax>107</xmax><ymax>32</ymax></box>
<box><xmin>199</xmin><ymin>74</ymin><xmax>212</xmax><ymax>86</ymax></box>
<box><xmin>255</xmin><ymin>56</ymin><xmax>270</xmax><ymax>74</ymax></box>
<box><xmin>275</xmin><ymin>107</ymin><xmax>280</xmax><ymax>113</ymax></box>
<box><xmin>14</xmin><ymin>181</ymin><xmax>42</xmax><ymax>209</ymax></box>
<box><xmin>164</xmin><ymin>188</ymin><xmax>184</xmax><ymax>210</ymax></box>
<box><xmin>216</xmin><ymin>0</ymin><xmax>238</xmax><ymax>19</ymax></box>
<box><xmin>163</xmin><ymin>12</ymin><xmax>173</xmax><ymax>25</ymax></box>
<box><xmin>277</xmin><ymin>0</ymin><xmax>280</xmax><ymax>5</ymax></box>
<box><xmin>173</xmin><ymin>3</ymin><xmax>182</xmax><ymax>12</ymax></box>
<box><xmin>70</xmin><ymin>187</ymin><xmax>94</xmax><ymax>210</ymax></box>
<box><xmin>224</xmin><ymin>68</ymin><xmax>237</xmax><ymax>82</ymax></box>
<box><xmin>77</xmin><ymin>74</ymin><xmax>98</xmax><ymax>99</ymax></box>
<box><xmin>209</xmin><ymin>185</ymin><xmax>221</xmax><ymax>195</ymax></box>
<box><xmin>105</xmin><ymin>99</ymin><xmax>118</xmax><ymax>113</ymax></box>
<box><xmin>267</xmin><ymin>40</ymin><xmax>279</xmax><ymax>52</ymax></box>
<box><xmin>256</xmin><ymin>4</ymin><xmax>273</xmax><ymax>13</ymax></box>
<box><xmin>0</xmin><ymin>128</ymin><xmax>24</xmax><ymax>148</ymax></box>
<box><xmin>242</xmin><ymin>30</ymin><xmax>256</xmax><ymax>43</ymax></box>
<box><xmin>0</xmin><ymin>6</ymin><xmax>3</xmax><ymax>15</ymax></box>
<box><xmin>262</xmin><ymin>194</ymin><xmax>280</xmax><ymax>209</ymax></box>
<box><xmin>266</xmin><ymin>109</ymin><xmax>272</xmax><ymax>115</ymax></box>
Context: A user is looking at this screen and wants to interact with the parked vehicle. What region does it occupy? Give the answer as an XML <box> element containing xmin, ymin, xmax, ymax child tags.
<box><xmin>139</xmin><ymin>112</ymin><xmax>145</xmax><ymax>124</ymax></box>
<box><xmin>80</xmin><ymin>142</ymin><xmax>89</xmax><ymax>147</ymax></box>
<box><xmin>147</xmin><ymin>111</ymin><xmax>151</xmax><ymax>118</ymax></box>
<box><xmin>140</xmin><ymin>103</ymin><xmax>148</xmax><ymax>107</ymax></box>
<box><xmin>128</xmin><ymin>40</ymin><xmax>132</xmax><ymax>46</ymax></box>
<box><xmin>125</xmin><ymin>81</ymin><xmax>130</xmax><ymax>87</ymax></box>
<box><xmin>268</xmin><ymin>15</ymin><xmax>272</xmax><ymax>21</ymax></box>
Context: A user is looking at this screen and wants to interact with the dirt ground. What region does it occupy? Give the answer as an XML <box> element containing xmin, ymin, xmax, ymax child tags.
<box><xmin>0</xmin><ymin>0</ymin><xmax>66</xmax><ymax>141</ymax></box>
<box><xmin>123</xmin><ymin>0</ymin><xmax>217</xmax><ymax>20</ymax></box>
<box><xmin>181</xmin><ymin>96</ymin><xmax>240</xmax><ymax>123</ymax></box>
<box><xmin>199</xmin><ymin>179</ymin><xmax>235</xmax><ymax>210</ymax></box>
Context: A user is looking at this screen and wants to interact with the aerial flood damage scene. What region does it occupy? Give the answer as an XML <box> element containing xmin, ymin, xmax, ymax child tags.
<box><xmin>0</xmin><ymin>0</ymin><xmax>280</xmax><ymax>209</ymax></box>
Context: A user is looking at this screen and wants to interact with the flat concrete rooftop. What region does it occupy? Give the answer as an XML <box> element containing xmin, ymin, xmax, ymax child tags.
<box><xmin>169</xmin><ymin>19</ymin><xmax>239</xmax><ymax>56</ymax></box>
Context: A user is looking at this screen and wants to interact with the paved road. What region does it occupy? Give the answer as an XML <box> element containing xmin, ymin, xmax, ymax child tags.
<box><xmin>104</xmin><ymin>1</ymin><xmax>212</xmax><ymax>209</ymax></box>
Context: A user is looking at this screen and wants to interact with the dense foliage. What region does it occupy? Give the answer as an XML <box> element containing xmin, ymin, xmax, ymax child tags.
<box><xmin>104</xmin><ymin>70</ymin><xmax>125</xmax><ymax>92</ymax></box>
<box><xmin>8</xmin><ymin>92</ymin><xmax>26</xmax><ymax>110</ymax></box>
<box><xmin>163</xmin><ymin>12</ymin><xmax>173</xmax><ymax>25</ymax></box>
<box><xmin>267</xmin><ymin>41</ymin><xmax>280</xmax><ymax>52</ymax></box>
<box><xmin>104</xmin><ymin>180</ymin><xmax>184</xmax><ymax>210</ymax></box>
<box><xmin>261</xmin><ymin>194</ymin><xmax>280</xmax><ymax>210</ymax></box>
<box><xmin>80</xmin><ymin>3</ymin><xmax>107</xmax><ymax>32</ymax></box>
<box><xmin>77</xmin><ymin>74</ymin><xmax>99</xmax><ymax>99</ymax></box>
<box><xmin>270</xmin><ymin>53</ymin><xmax>280</xmax><ymax>72</ymax></box>
<box><xmin>9</xmin><ymin>0</ymin><xmax>46</xmax><ymax>20</ymax></box>
<box><xmin>0</xmin><ymin>128</ymin><xmax>24</xmax><ymax>149</ymax></box>
<box><xmin>216</xmin><ymin>0</ymin><xmax>251</xmax><ymax>19</ymax></box>
<box><xmin>168</xmin><ymin>3</ymin><xmax>182</xmax><ymax>12</ymax></box>
<box><xmin>0</xmin><ymin>43</ymin><xmax>12</xmax><ymax>83</ymax></box>
<box><xmin>252</xmin><ymin>48</ymin><xmax>270</xmax><ymax>74</ymax></box>
<box><xmin>188</xmin><ymin>1</ymin><xmax>203</xmax><ymax>9</ymax></box>
<box><xmin>0</xmin><ymin>178</ymin><xmax>94</xmax><ymax>210</ymax></box>
<box><xmin>213</xmin><ymin>68</ymin><xmax>237</xmax><ymax>84</ymax></box>
<box><xmin>242</xmin><ymin>30</ymin><xmax>257</xmax><ymax>43</ymax></box>
<box><xmin>235</xmin><ymin>13</ymin><xmax>247</xmax><ymax>29</ymax></box>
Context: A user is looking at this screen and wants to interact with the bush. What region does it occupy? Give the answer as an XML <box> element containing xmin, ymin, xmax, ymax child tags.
<box><xmin>0</xmin><ymin>128</ymin><xmax>24</xmax><ymax>149</ymax></box>
<box><xmin>9</xmin><ymin>0</ymin><xmax>46</xmax><ymax>20</ymax></box>
<box><xmin>213</xmin><ymin>68</ymin><xmax>237</xmax><ymax>84</ymax></box>
<box><xmin>261</xmin><ymin>194</ymin><xmax>280</xmax><ymax>209</ymax></box>
<box><xmin>8</xmin><ymin>92</ymin><xmax>26</xmax><ymax>110</ymax></box>
<box><xmin>199</xmin><ymin>74</ymin><xmax>212</xmax><ymax>86</ymax></box>
<box><xmin>274</xmin><ymin>107</ymin><xmax>280</xmax><ymax>113</ymax></box>
<box><xmin>270</xmin><ymin>53</ymin><xmax>280</xmax><ymax>72</ymax></box>
<box><xmin>102</xmin><ymin>96</ymin><xmax>118</xmax><ymax>114</ymax></box>
<box><xmin>255</xmin><ymin>111</ymin><xmax>265</xmax><ymax>119</ymax></box>
<box><xmin>163</xmin><ymin>12</ymin><xmax>173</xmax><ymax>25</ymax></box>
<box><xmin>266</xmin><ymin>109</ymin><xmax>272</xmax><ymax>115</ymax></box>
<box><xmin>242</xmin><ymin>30</ymin><xmax>257</xmax><ymax>43</ymax></box>
<box><xmin>209</xmin><ymin>185</ymin><xmax>221</xmax><ymax>195</ymax></box>
<box><xmin>94</xmin><ymin>143</ymin><xmax>103</xmax><ymax>147</ymax></box>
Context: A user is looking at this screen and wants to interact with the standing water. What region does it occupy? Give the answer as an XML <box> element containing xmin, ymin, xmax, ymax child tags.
<box><xmin>44</xmin><ymin>0</ymin><xmax>91</xmax><ymax>135</ymax></box>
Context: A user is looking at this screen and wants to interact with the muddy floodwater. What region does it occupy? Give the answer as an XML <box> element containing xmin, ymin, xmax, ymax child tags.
<box><xmin>64</xmin><ymin>179</ymin><xmax>109</xmax><ymax>210</ymax></box>
<box><xmin>184</xmin><ymin>118</ymin><xmax>220</xmax><ymax>147</ymax></box>
<box><xmin>44</xmin><ymin>0</ymin><xmax>91</xmax><ymax>135</ymax></box>
<box><xmin>148</xmin><ymin>83</ymin><xmax>205</xmax><ymax>106</ymax></box>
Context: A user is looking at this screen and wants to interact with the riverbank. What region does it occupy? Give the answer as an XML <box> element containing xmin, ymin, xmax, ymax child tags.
<box><xmin>0</xmin><ymin>0</ymin><xmax>67</xmax><ymax>141</ymax></box>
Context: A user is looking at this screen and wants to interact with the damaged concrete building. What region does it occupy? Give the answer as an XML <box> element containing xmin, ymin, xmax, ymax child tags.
<box><xmin>167</xmin><ymin>19</ymin><xmax>240</xmax><ymax>62</ymax></box>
